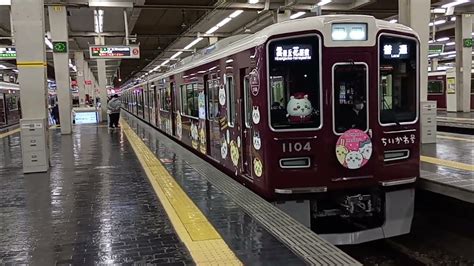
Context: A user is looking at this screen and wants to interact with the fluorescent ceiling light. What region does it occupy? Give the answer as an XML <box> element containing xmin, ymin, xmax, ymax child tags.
<box><xmin>317</xmin><ymin>0</ymin><xmax>332</xmax><ymax>6</ymax></box>
<box><xmin>290</xmin><ymin>12</ymin><xmax>306</xmax><ymax>19</ymax></box>
<box><xmin>160</xmin><ymin>60</ymin><xmax>170</xmax><ymax>66</ymax></box>
<box><xmin>429</xmin><ymin>19</ymin><xmax>446</xmax><ymax>26</ymax></box>
<box><xmin>428</xmin><ymin>40</ymin><xmax>434</xmax><ymax>43</ymax></box>
<box><xmin>0</xmin><ymin>64</ymin><xmax>6</xmax><ymax>69</ymax></box>
<box><xmin>216</xmin><ymin>17</ymin><xmax>231</xmax><ymax>28</ymax></box>
<box><xmin>431</xmin><ymin>8</ymin><xmax>446</xmax><ymax>13</ymax></box>
<box><xmin>89</xmin><ymin>0</ymin><xmax>133</xmax><ymax>7</ymax></box>
<box><xmin>225</xmin><ymin>59</ymin><xmax>234</xmax><ymax>63</ymax></box>
<box><xmin>206</xmin><ymin>26</ymin><xmax>219</xmax><ymax>34</ymax></box>
<box><xmin>248</xmin><ymin>0</ymin><xmax>259</xmax><ymax>3</ymax></box>
<box><xmin>446</xmin><ymin>41</ymin><xmax>455</xmax><ymax>46</ymax></box>
<box><xmin>94</xmin><ymin>9</ymin><xmax>104</xmax><ymax>33</ymax></box>
<box><xmin>440</xmin><ymin>51</ymin><xmax>456</xmax><ymax>55</ymax></box>
<box><xmin>183</xmin><ymin>37</ymin><xmax>203</xmax><ymax>50</ymax></box>
<box><xmin>446</xmin><ymin>54</ymin><xmax>456</xmax><ymax>58</ymax></box>
<box><xmin>441</xmin><ymin>0</ymin><xmax>469</xmax><ymax>8</ymax></box>
<box><xmin>229</xmin><ymin>10</ymin><xmax>244</xmax><ymax>18</ymax></box>
<box><xmin>0</xmin><ymin>0</ymin><xmax>11</xmax><ymax>5</ymax></box>
<box><xmin>45</xmin><ymin>37</ymin><xmax>53</xmax><ymax>49</ymax></box>
<box><xmin>436</xmin><ymin>37</ymin><xmax>449</xmax><ymax>42</ymax></box>
<box><xmin>170</xmin><ymin>51</ymin><xmax>183</xmax><ymax>60</ymax></box>
<box><xmin>450</xmin><ymin>17</ymin><xmax>456</xmax><ymax>21</ymax></box>
<box><xmin>389</xmin><ymin>19</ymin><xmax>398</xmax><ymax>23</ymax></box>
<box><xmin>428</xmin><ymin>53</ymin><xmax>439</xmax><ymax>57</ymax></box>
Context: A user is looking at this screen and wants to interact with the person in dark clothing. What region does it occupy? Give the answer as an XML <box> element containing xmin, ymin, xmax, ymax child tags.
<box><xmin>341</xmin><ymin>97</ymin><xmax>366</xmax><ymax>131</ymax></box>
<box><xmin>107</xmin><ymin>94</ymin><xmax>121</xmax><ymax>128</ymax></box>
<box><xmin>52</xmin><ymin>104</ymin><xmax>60</xmax><ymax>125</ymax></box>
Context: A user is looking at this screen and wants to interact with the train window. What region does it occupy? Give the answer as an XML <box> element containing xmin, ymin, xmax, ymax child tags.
<box><xmin>226</xmin><ymin>76</ymin><xmax>235</xmax><ymax>127</ymax></box>
<box><xmin>333</xmin><ymin>63</ymin><xmax>368</xmax><ymax>134</ymax></box>
<box><xmin>243</xmin><ymin>76</ymin><xmax>252</xmax><ymax>128</ymax></box>
<box><xmin>428</xmin><ymin>80</ymin><xmax>444</xmax><ymax>94</ymax></box>
<box><xmin>6</xmin><ymin>94</ymin><xmax>19</xmax><ymax>111</ymax></box>
<box><xmin>207</xmin><ymin>76</ymin><xmax>219</xmax><ymax>120</ymax></box>
<box><xmin>379</xmin><ymin>35</ymin><xmax>417</xmax><ymax>125</ymax></box>
<box><xmin>268</xmin><ymin>35</ymin><xmax>321</xmax><ymax>130</ymax></box>
<box><xmin>181</xmin><ymin>83</ymin><xmax>199</xmax><ymax>117</ymax></box>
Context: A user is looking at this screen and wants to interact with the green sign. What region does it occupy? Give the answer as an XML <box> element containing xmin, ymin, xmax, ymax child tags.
<box><xmin>463</xmin><ymin>38</ymin><xmax>472</xmax><ymax>48</ymax></box>
<box><xmin>53</xmin><ymin>41</ymin><xmax>68</xmax><ymax>53</ymax></box>
<box><xmin>0</xmin><ymin>47</ymin><xmax>16</xmax><ymax>59</ymax></box>
<box><xmin>428</xmin><ymin>44</ymin><xmax>444</xmax><ymax>54</ymax></box>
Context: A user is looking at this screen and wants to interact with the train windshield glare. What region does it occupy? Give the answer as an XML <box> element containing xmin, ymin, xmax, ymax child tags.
<box><xmin>379</xmin><ymin>35</ymin><xmax>417</xmax><ymax>124</ymax></box>
<box><xmin>268</xmin><ymin>35</ymin><xmax>321</xmax><ymax>130</ymax></box>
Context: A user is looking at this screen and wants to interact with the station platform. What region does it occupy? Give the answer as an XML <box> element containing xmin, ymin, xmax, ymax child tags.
<box><xmin>420</xmin><ymin>131</ymin><xmax>474</xmax><ymax>203</ymax></box>
<box><xmin>0</xmin><ymin>113</ymin><xmax>359</xmax><ymax>265</ymax></box>
<box><xmin>437</xmin><ymin>110</ymin><xmax>474</xmax><ymax>134</ymax></box>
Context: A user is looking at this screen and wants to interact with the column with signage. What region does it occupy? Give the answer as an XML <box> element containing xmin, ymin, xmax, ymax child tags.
<box><xmin>75</xmin><ymin>51</ymin><xmax>86</xmax><ymax>106</ymax></box>
<box><xmin>84</xmin><ymin>61</ymin><xmax>92</xmax><ymax>105</ymax></box>
<box><xmin>11</xmin><ymin>0</ymin><xmax>50</xmax><ymax>173</ymax></box>
<box><xmin>454</xmin><ymin>14</ymin><xmax>472</xmax><ymax>112</ymax></box>
<box><xmin>48</xmin><ymin>5</ymin><xmax>72</xmax><ymax>134</ymax></box>
<box><xmin>398</xmin><ymin>0</ymin><xmax>430</xmax><ymax>101</ymax></box>
<box><xmin>94</xmin><ymin>36</ymin><xmax>108</xmax><ymax>122</ymax></box>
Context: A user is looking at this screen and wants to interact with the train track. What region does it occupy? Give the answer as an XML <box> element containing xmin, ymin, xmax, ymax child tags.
<box><xmin>340</xmin><ymin>190</ymin><xmax>474</xmax><ymax>265</ymax></box>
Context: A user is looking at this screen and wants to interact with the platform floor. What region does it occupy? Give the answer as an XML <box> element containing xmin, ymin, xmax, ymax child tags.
<box><xmin>0</xmin><ymin>117</ymin><xmax>357</xmax><ymax>265</ymax></box>
<box><xmin>437</xmin><ymin>110</ymin><xmax>474</xmax><ymax>131</ymax></box>
<box><xmin>420</xmin><ymin>132</ymin><xmax>474</xmax><ymax>203</ymax></box>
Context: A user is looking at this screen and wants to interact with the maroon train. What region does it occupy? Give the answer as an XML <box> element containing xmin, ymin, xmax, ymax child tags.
<box><xmin>122</xmin><ymin>15</ymin><xmax>420</xmax><ymax>245</ymax></box>
<box><xmin>428</xmin><ymin>70</ymin><xmax>474</xmax><ymax>110</ymax></box>
<box><xmin>0</xmin><ymin>81</ymin><xmax>21</xmax><ymax>129</ymax></box>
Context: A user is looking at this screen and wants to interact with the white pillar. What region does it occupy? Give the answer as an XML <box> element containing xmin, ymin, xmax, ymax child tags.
<box><xmin>75</xmin><ymin>51</ymin><xmax>86</xmax><ymax>106</ymax></box>
<box><xmin>95</xmin><ymin>36</ymin><xmax>108</xmax><ymax>121</ymax></box>
<box><xmin>399</xmin><ymin>0</ymin><xmax>430</xmax><ymax>101</ymax></box>
<box><xmin>48</xmin><ymin>5</ymin><xmax>72</xmax><ymax>134</ymax></box>
<box><xmin>455</xmin><ymin>13</ymin><xmax>472</xmax><ymax>112</ymax></box>
<box><xmin>11</xmin><ymin>0</ymin><xmax>50</xmax><ymax>173</ymax></box>
<box><xmin>84</xmin><ymin>61</ymin><xmax>92</xmax><ymax>104</ymax></box>
<box><xmin>431</xmin><ymin>58</ymin><xmax>438</xmax><ymax>71</ymax></box>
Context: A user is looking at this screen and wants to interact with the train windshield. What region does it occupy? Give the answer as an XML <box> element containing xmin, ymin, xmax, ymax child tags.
<box><xmin>268</xmin><ymin>35</ymin><xmax>321</xmax><ymax>130</ymax></box>
<box><xmin>379</xmin><ymin>35</ymin><xmax>417</xmax><ymax>125</ymax></box>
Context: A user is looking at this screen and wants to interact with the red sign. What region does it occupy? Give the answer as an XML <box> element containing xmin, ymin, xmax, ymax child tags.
<box><xmin>71</xmin><ymin>80</ymin><xmax>78</xmax><ymax>86</ymax></box>
<box><xmin>85</xmin><ymin>80</ymin><xmax>92</xmax><ymax>85</ymax></box>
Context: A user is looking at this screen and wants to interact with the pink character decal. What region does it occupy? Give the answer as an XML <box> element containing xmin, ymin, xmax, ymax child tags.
<box><xmin>335</xmin><ymin>129</ymin><xmax>372</xmax><ymax>169</ymax></box>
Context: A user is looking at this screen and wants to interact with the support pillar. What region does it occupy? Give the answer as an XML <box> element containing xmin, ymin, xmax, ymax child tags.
<box><xmin>84</xmin><ymin>61</ymin><xmax>92</xmax><ymax>105</ymax></box>
<box><xmin>95</xmin><ymin>36</ymin><xmax>108</xmax><ymax>121</ymax></box>
<box><xmin>209</xmin><ymin>36</ymin><xmax>219</xmax><ymax>45</ymax></box>
<box><xmin>455</xmin><ymin>13</ymin><xmax>472</xmax><ymax>112</ymax></box>
<box><xmin>399</xmin><ymin>0</ymin><xmax>430</xmax><ymax>101</ymax></box>
<box><xmin>48</xmin><ymin>5</ymin><xmax>72</xmax><ymax>134</ymax></box>
<box><xmin>431</xmin><ymin>58</ymin><xmax>438</xmax><ymax>71</ymax></box>
<box><xmin>11</xmin><ymin>0</ymin><xmax>50</xmax><ymax>173</ymax></box>
<box><xmin>75</xmin><ymin>51</ymin><xmax>86</xmax><ymax>106</ymax></box>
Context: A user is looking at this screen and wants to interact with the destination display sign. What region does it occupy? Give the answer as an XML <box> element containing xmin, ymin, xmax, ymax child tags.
<box><xmin>89</xmin><ymin>45</ymin><xmax>140</xmax><ymax>59</ymax></box>
<box><xmin>274</xmin><ymin>45</ymin><xmax>312</xmax><ymax>61</ymax></box>
<box><xmin>383</xmin><ymin>43</ymin><xmax>409</xmax><ymax>59</ymax></box>
<box><xmin>0</xmin><ymin>47</ymin><xmax>16</xmax><ymax>60</ymax></box>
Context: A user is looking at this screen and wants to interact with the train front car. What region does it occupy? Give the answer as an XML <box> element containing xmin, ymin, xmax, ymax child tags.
<box><xmin>259</xmin><ymin>16</ymin><xmax>420</xmax><ymax>244</ymax></box>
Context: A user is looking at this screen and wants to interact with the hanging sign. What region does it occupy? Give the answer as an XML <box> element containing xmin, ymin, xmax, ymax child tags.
<box><xmin>463</xmin><ymin>38</ymin><xmax>472</xmax><ymax>48</ymax></box>
<box><xmin>89</xmin><ymin>45</ymin><xmax>140</xmax><ymax>59</ymax></box>
<box><xmin>0</xmin><ymin>47</ymin><xmax>16</xmax><ymax>60</ymax></box>
<box><xmin>53</xmin><ymin>41</ymin><xmax>68</xmax><ymax>53</ymax></box>
<box><xmin>428</xmin><ymin>44</ymin><xmax>444</xmax><ymax>55</ymax></box>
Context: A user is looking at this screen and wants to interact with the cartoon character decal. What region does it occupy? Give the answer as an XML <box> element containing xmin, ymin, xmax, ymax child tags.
<box><xmin>199</xmin><ymin>127</ymin><xmax>207</xmax><ymax>154</ymax></box>
<box><xmin>220</xmin><ymin>138</ymin><xmax>228</xmax><ymax>159</ymax></box>
<box><xmin>335</xmin><ymin>129</ymin><xmax>372</xmax><ymax>169</ymax></box>
<box><xmin>252</xmin><ymin>106</ymin><xmax>260</xmax><ymax>125</ymax></box>
<box><xmin>191</xmin><ymin>123</ymin><xmax>199</xmax><ymax>149</ymax></box>
<box><xmin>253</xmin><ymin>157</ymin><xmax>263</xmax><ymax>177</ymax></box>
<box><xmin>253</xmin><ymin>131</ymin><xmax>262</xmax><ymax>150</ymax></box>
<box><xmin>219</xmin><ymin>85</ymin><xmax>226</xmax><ymax>106</ymax></box>
<box><xmin>230</xmin><ymin>140</ymin><xmax>239</xmax><ymax>167</ymax></box>
<box><xmin>286</xmin><ymin>93</ymin><xmax>313</xmax><ymax>124</ymax></box>
<box><xmin>176</xmin><ymin>112</ymin><xmax>182</xmax><ymax>140</ymax></box>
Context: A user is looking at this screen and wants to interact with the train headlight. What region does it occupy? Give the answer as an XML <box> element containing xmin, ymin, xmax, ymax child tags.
<box><xmin>331</xmin><ymin>23</ymin><xmax>367</xmax><ymax>41</ymax></box>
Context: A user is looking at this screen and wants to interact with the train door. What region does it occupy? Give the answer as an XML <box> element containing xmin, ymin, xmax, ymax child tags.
<box><xmin>0</xmin><ymin>93</ymin><xmax>5</xmax><ymax>126</ymax></box>
<box><xmin>144</xmin><ymin>86</ymin><xmax>149</xmax><ymax>122</ymax></box>
<box><xmin>150</xmin><ymin>83</ymin><xmax>156</xmax><ymax>126</ymax></box>
<box><xmin>207</xmin><ymin>74</ymin><xmax>220</xmax><ymax>159</ymax></box>
<box><xmin>170</xmin><ymin>81</ymin><xmax>176</xmax><ymax>136</ymax></box>
<box><xmin>203</xmin><ymin>75</ymin><xmax>211</xmax><ymax>155</ymax></box>
<box><xmin>330</xmin><ymin>55</ymin><xmax>374</xmax><ymax>179</ymax></box>
<box><xmin>240</xmin><ymin>69</ymin><xmax>253</xmax><ymax>177</ymax></box>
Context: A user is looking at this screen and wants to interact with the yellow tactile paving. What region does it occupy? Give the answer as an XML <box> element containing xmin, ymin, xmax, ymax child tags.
<box><xmin>437</xmin><ymin>134</ymin><xmax>474</xmax><ymax>142</ymax></box>
<box><xmin>421</xmin><ymin>155</ymin><xmax>474</xmax><ymax>172</ymax></box>
<box><xmin>0</xmin><ymin>128</ymin><xmax>20</xmax><ymax>139</ymax></box>
<box><xmin>120</xmin><ymin>119</ymin><xmax>242</xmax><ymax>265</ymax></box>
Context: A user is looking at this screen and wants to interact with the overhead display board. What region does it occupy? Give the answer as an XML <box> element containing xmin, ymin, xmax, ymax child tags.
<box><xmin>89</xmin><ymin>45</ymin><xmax>140</xmax><ymax>59</ymax></box>
<box><xmin>428</xmin><ymin>44</ymin><xmax>444</xmax><ymax>54</ymax></box>
<box><xmin>0</xmin><ymin>47</ymin><xmax>16</xmax><ymax>60</ymax></box>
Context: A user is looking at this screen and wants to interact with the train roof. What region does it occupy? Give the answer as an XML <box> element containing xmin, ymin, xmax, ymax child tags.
<box><xmin>126</xmin><ymin>15</ymin><xmax>418</xmax><ymax>90</ymax></box>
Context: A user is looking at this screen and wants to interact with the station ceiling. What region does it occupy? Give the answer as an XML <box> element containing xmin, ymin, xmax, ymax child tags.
<box><xmin>0</xmin><ymin>0</ymin><xmax>472</xmax><ymax>85</ymax></box>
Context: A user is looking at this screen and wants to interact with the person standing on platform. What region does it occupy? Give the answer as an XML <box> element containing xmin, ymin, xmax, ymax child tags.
<box><xmin>52</xmin><ymin>103</ymin><xmax>60</xmax><ymax>125</ymax></box>
<box><xmin>107</xmin><ymin>94</ymin><xmax>121</xmax><ymax>128</ymax></box>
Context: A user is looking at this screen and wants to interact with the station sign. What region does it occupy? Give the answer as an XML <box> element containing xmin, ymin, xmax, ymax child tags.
<box><xmin>53</xmin><ymin>41</ymin><xmax>68</xmax><ymax>53</ymax></box>
<box><xmin>428</xmin><ymin>44</ymin><xmax>444</xmax><ymax>55</ymax></box>
<box><xmin>0</xmin><ymin>47</ymin><xmax>16</xmax><ymax>60</ymax></box>
<box><xmin>463</xmin><ymin>38</ymin><xmax>472</xmax><ymax>48</ymax></box>
<box><xmin>89</xmin><ymin>45</ymin><xmax>140</xmax><ymax>59</ymax></box>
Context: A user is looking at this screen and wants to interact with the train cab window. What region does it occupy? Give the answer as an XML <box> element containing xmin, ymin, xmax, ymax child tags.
<box><xmin>181</xmin><ymin>83</ymin><xmax>199</xmax><ymax>117</ymax></box>
<box><xmin>226</xmin><ymin>76</ymin><xmax>235</xmax><ymax>127</ymax></box>
<box><xmin>379</xmin><ymin>35</ymin><xmax>417</xmax><ymax>125</ymax></box>
<box><xmin>428</xmin><ymin>80</ymin><xmax>444</xmax><ymax>94</ymax></box>
<box><xmin>268</xmin><ymin>35</ymin><xmax>321</xmax><ymax>130</ymax></box>
<box><xmin>333</xmin><ymin>63</ymin><xmax>368</xmax><ymax>133</ymax></box>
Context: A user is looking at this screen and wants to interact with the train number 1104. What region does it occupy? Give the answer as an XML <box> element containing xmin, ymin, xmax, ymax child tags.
<box><xmin>282</xmin><ymin>142</ymin><xmax>311</xmax><ymax>153</ymax></box>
